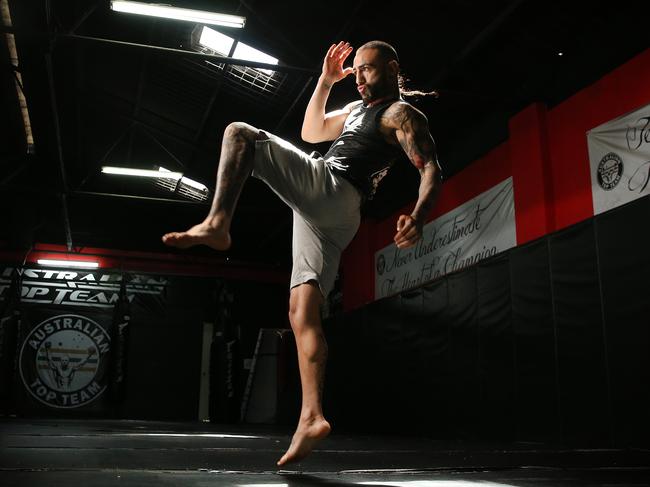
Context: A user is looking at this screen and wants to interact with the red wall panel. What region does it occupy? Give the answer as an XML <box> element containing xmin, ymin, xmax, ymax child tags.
<box><xmin>547</xmin><ymin>49</ymin><xmax>650</xmax><ymax>231</ymax></box>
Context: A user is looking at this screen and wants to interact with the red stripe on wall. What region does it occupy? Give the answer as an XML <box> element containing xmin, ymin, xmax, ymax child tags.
<box><xmin>547</xmin><ymin>48</ymin><xmax>650</xmax><ymax>231</ymax></box>
<box><xmin>509</xmin><ymin>103</ymin><xmax>555</xmax><ymax>245</ymax></box>
<box><xmin>0</xmin><ymin>243</ymin><xmax>288</xmax><ymax>283</ymax></box>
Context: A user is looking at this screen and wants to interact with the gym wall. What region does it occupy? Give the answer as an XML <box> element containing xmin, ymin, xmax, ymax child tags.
<box><xmin>326</xmin><ymin>194</ymin><xmax>650</xmax><ymax>448</ymax></box>
<box><xmin>341</xmin><ymin>47</ymin><xmax>650</xmax><ymax>310</ymax></box>
<box><xmin>328</xmin><ymin>47</ymin><xmax>650</xmax><ymax>449</ymax></box>
<box><xmin>0</xmin><ymin>268</ymin><xmax>216</xmax><ymax>420</ymax></box>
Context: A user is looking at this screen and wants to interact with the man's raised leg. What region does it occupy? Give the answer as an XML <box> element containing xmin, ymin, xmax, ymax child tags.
<box><xmin>277</xmin><ymin>281</ymin><xmax>332</xmax><ymax>466</ymax></box>
<box><xmin>162</xmin><ymin>122</ymin><xmax>260</xmax><ymax>250</ymax></box>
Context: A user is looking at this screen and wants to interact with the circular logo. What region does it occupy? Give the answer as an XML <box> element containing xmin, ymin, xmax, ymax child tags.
<box><xmin>597</xmin><ymin>152</ymin><xmax>623</xmax><ymax>190</ymax></box>
<box><xmin>376</xmin><ymin>254</ymin><xmax>386</xmax><ymax>276</ymax></box>
<box><xmin>19</xmin><ymin>314</ymin><xmax>111</xmax><ymax>409</ymax></box>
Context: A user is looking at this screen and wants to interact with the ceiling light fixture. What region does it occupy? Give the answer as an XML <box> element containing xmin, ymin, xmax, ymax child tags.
<box><xmin>199</xmin><ymin>26</ymin><xmax>278</xmax><ymax>75</ymax></box>
<box><xmin>199</xmin><ymin>26</ymin><xmax>234</xmax><ymax>55</ymax></box>
<box><xmin>157</xmin><ymin>167</ymin><xmax>208</xmax><ymax>191</ymax></box>
<box><xmin>102</xmin><ymin>166</ymin><xmax>209</xmax><ymax>201</ymax></box>
<box><xmin>102</xmin><ymin>166</ymin><xmax>183</xmax><ymax>179</ymax></box>
<box><xmin>155</xmin><ymin>167</ymin><xmax>209</xmax><ymax>202</ymax></box>
<box><xmin>233</xmin><ymin>41</ymin><xmax>278</xmax><ymax>75</ymax></box>
<box><xmin>110</xmin><ymin>1</ymin><xmax>246</xmax><ymax>28</ymax></box>
<box><xmin>37</xmin><ymin>259</ymin><xmax>99</xmax><ymax>269</ymax></box>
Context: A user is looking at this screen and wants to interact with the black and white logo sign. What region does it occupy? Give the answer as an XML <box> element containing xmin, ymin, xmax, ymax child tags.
<box><xmin>596</xmin><ymin>152</ymin><xmax>623</xmax><ymax>190</ymax></box>
<box><xmin>19</xmin><ymin>314</ymin><xmax>111</xmax><ymax>409</ymax></box>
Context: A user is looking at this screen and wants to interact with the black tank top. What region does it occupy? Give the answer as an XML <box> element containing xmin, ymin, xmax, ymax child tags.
<box><xmin>324</xmin><ymin>98</ymin><xmax>404</xmax><ymax>200</ymax></box>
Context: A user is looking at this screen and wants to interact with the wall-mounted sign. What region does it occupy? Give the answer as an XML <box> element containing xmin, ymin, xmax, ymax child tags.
<box><xmin>374</xmin><ymin>177</ymin><xmax>516</xmax><ymax>299</ymax></box>
<box><xmin>587</xmin><ymin>103</ymin><xmax>650</xmax><ymax>215</ymax></box>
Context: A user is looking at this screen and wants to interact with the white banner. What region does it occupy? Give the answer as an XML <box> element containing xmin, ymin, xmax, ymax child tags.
<box><xmin>587</xmin><ymin>103</ymin><xmax>650</xmax><ymax>215</ymax></box>
<box><xmin>374</xmin><ymin>177</ymin><xmax>516</xmax><ymax>299</ymax></box>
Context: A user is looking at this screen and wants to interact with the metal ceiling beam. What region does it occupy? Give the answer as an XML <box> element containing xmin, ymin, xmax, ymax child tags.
<box><xmin>126</xmin><ymin>21</ymin><xmax>155</xmax><ymax>165</ymax></box>
<box><xmin>43</xmin><ymin>0</ymin><xmax>75</xmax><ymax>252</ymax></box>
<box><xmin>139</xmin><ymin>124</ymin><xmax>187</xmax><ymax>169</ymax></box>
<box><xmin>237</xmin><ymin>0</ymin><xmax>311</xmax><ymax>66</ymax></box>
<box><xmin>73</xmin><ymin>190</ymin><xmax>209</xmax><ymax>205</ymax></box>
<box><xmin>81</xmin><ymin>90</ymin><xmax>214</xmax><ymax>159</ymax></box>
<box><xmin>67</xmin><ymin>0</ymin><xmax>102</xmax><ymax>34</ymax></box>
<box><xmin>61</xmin><ymin>34</ymin><xmax>319</xmax><ymax>75</ymax></box>
<box><xmin>76</xmin><ymin>121</ymin><xmax>134</xmax><ymax>190</ymax></box>
<box><xmin>274</xmin><ymin>75</ymin><xmax>313</xmax><ymax>133</ymax></box>
<box><xmin>429</xmin><ymin>0</ymin><xmax>526</xmax><ymax>88</ymax></box>
<box><xmin>71</xmin><ymin>191</ymin><xmax>281</xmax><ymax>215</ymax></box>
<box><xmin>45</xmin><ymin>47</ymin><xmax>73</xmax><ymax>251</ymax></box>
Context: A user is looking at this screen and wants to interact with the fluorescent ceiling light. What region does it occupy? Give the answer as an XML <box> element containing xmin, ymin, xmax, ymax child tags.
<box><xmin>158</xmin><ymin>167</ymin><xmax>207</xmax><ymax>191</ymax></box>
<box><xmin>233</xmin><ymin>42</ymin><xmax>278</xmax><ymax>75</ymax></box>
<box><xmin>38</xmin><ymin>259</ymin><xmax>99</xmax><ymax>269</ymax></box>
<box><xmin>111</xmin><ymin>1</ymin><xmax>245</xmax><ymax>28</ymax></box>
<box><xmin>102</xmin><ymin>166</ymin><xmax>183</xmax><ymax>179</ymax></box>
<box><xmin>103</xmin><ymin>166</ymin><xmax>209</xmax><ymax>201</ymax></box>
<box><xmin>199</xmin><ymin>26</ymin><xmax>234</xmax><ymax>56</ymax></box>
<box><xmin>199</xmin><ymin>26</ymin><xmax>278</xmax><ymax>75</ymax></box>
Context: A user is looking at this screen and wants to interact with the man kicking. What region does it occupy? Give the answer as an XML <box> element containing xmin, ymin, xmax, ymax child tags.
<box><xmin>162</xmin><ymin>40</ymin><xmax>442</xmax><ymax>466</ymax></box>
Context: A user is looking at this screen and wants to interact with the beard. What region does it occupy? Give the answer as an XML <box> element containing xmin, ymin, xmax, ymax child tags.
<box><xmin>360</xmin><ymin>74</ymin><xmax>392</xmax><ymax>104</ymax></box>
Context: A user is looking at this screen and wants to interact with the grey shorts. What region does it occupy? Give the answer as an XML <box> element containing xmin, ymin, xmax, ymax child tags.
<box><xmin>251</xmin><ymin>130</ymin><xmax>362</xmax><ymax>298</ymax></box>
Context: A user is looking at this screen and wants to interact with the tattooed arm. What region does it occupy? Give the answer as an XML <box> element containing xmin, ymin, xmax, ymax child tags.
<box><xmin>382</xmin><ymin>102</ymin><xmax>443</xmax><ymax>249</ymax></box>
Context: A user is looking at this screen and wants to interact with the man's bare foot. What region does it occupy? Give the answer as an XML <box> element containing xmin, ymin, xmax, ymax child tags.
<box><xmin>276</xmin><ymin>416</ymin><xmax>331</xmax><ymax>466</ymax></box>
<box><xmin>161</xmin><ymin>221</ymin><xmax>231</xmax><ymax>251</ymax></box>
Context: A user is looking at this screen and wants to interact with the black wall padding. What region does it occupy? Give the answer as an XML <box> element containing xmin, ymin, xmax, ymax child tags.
<box><xmin>399</xmin><ymin>289</ymin><xmax>435</xmax><ymax>432</ymax></box>
<box><xmin>595</xmin><ymin>196</ymin><xmax>650</xmax><ymax>447</ymax></box>
<box><xmin>324</xmin><ymin>307</ymin><xmax>366</xmax><ymax>427</ymax></box>
<box><xmin>421</xmin><ymin>279</ymin><xmax>452</xmax><ymax>438</ymax></box>
<box><xmin>476</xmin><ymin>255</ymin><xmax>515</xmax><ymax>441</ymax></box>
<box><xmin>447</xmin><ymin>270</ymin><xmax>480</xmax><ymax>439</ymax></box>
<box><xmin>549</xmin><ymin>220</ymin><xmax>609</xmax><ymax>445</ymax></box>
<box><xmin>325</xmin><ymin>195</ymin><xmax>650</xmax><ymax>447</ymax></box>
<box><xmin>361</xmin><ymin>294</ymin><xmax>406</xmax><ymax>433</ymax></box>
<box><xmin>508</xmin><ymin>239</ymin><xmax>560</xmax><ymax>443</ymax></box>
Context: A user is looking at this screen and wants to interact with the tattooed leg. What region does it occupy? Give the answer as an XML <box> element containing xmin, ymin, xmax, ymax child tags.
<box><xmin>278</xmin><ymin>281</ymin><xmax>332</xmax><ymax>466</ymax></box>
<box><xmin>162</xmin><ymin>122</ymin><xmax>260</xmax><ymax>250</ymax></box>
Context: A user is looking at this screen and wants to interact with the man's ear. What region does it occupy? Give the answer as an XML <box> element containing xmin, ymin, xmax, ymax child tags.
<box><xmin>388</xmin><ymin>59</ymin><xmax>399</xmax><ymax>76</ymax></box>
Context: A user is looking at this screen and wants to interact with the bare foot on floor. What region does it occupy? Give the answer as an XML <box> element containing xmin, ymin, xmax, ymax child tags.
<box><xmin>277</xmin><ymin>416</ymin><xmax>331</xmax><ymax>467</ymax></box>
<box><xmin>161</xmin><ymin>221</ymin><xmax>231</xmax><ymax>251</ymax></box>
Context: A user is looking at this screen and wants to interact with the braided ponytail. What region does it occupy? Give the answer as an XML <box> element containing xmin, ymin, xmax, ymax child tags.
<box><xmin>399</xmin><ymin>73</ymin><xmax>439</xmax><ymax>99</ymax></box>
<box><xmin>358</xmin><ymin>41</ymin><xmax>438</xmax><ymax>100</ymax></box>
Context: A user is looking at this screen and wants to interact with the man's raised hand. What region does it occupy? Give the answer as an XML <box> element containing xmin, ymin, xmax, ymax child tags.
<box><xmin>322</xmin><ymin>41</ymin><xmax>354</xmax><ymax>86</ymax></box>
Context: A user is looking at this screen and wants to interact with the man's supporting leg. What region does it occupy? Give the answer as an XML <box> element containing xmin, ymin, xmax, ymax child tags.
<box><xmin>277</xmin><ymin>280</ymin><xmax>332</xmax><ymax>466</ymax></box>
<box><xmin>162</xmin><ymin>122</ymin><xmax>260</xmax><ymax>250</ymax></box>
